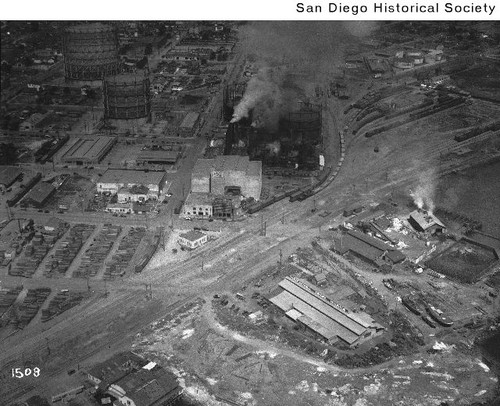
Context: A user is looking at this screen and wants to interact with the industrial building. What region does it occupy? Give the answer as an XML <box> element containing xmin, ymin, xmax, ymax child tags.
<box><xmin>409</xmin><ymin>210</ymin><xmax>445</xmax><ymax>233</ymax></box>
<box><xmin>63</xmin><ymin>23</ymin><xmax>121</xmax><ymax>84</ymax></box>
<box><xmin>178</xmin><ymin>230</ymin><xmax>208</xmax><ymax>250</ymax></box>
<box><xmin>61</xmin><ymin>136</ymin><xmax>116</xmax><ymax>165</ymax></box>
<box><xmin>118</xmin><ymin>185</ymin><xmax>160</xmax><ymax>203</ymax></box>
<box><xmin>270</xmin><ymin>277</ymin><xmax>383</xmax><ymax>346</ymax></box>
<box><xmin>103</xmin><ymin>73</ymin><xmax>151</xmax><ymax>123</ymax></box>
<box><xmin>178</xmin><ymin>111</ymin><xmax>200</xmax><ymax>137</ymax></box>
<box><xmin>19</xmin><ymin>111</ymin><xmax>54</xmax><ymax>132</ymax></box>
<box><xmin>182</xmin><ymin>193</ymin><xmax>241</xmax><ymax>220</ymax></box>
<box><xmin>182</xmin><ymin>193</ymin><xmax>214</xmax><ymax>218</ymax></box>
<box><xmin>0</xmin><ymin>166</ymin><xmax>22</xmax><ymax>191</ymax></box>
<box><xmin>86</xmin><ymin>352</ymin><xmax>181</xmax><ymax>406</ymax></box>
<box><xmin>332</xmin><ymin>230</ymin><xmax>406</xmax><ymax>266</ymax></box>
<box><xmin>135</xmin><ymin>150</ymin><xmax>180</xmax><ymax>166</ymax></box>
<box><xmin>191</xmin><ymin>155</ymin><xmax>262</xmax><ymax>200</ymax></box>
<box><xmin>20</xmin><ymin>182</ymin><xmax>55</xmax><ymax>208</ymax></box>
<box><xmin>97</xmin><ymin>169</ymin><xmax>166</xmax><ymax>197</ymax></box>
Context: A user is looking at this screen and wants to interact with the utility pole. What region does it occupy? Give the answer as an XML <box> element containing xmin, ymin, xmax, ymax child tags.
<box><xmin>279</xmin><ymin>249</ymin><xmax>283</xmax><ymax>266</ymax></box>
<box><xmin>281</xmin><ymin>213</ymin><xmax>285</xmax><ymax>224</ymax></box>
<box><xmin>201</xmin><ymin>259</ymin><xmax>204</xmax><ymax>271</ymax></box>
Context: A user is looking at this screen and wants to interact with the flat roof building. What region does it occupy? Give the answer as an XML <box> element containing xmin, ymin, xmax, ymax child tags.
<box><xmin>178</xmin><ymin>230</ymin><xmax>208</xmax><ymax>250</ymax></box>
<box><xmin>97</xmin><ymin>169</ymin><xmax>166</xmax><ymax>196</ymax></box>
<box><xmin>182</xmin><ymin>192</ymin><xmax>214</xmax><ymax>219</ymax></box>
<box><xmin>191</xmin><ymin>155</ymin><xmax>262</xmax><ymax>200</ymax></box>
<box><xmin>136</xmin><ymin>150</ymin><xmax>180</xmax><ymax>165</ymax></box>
<box><xmin>62</xmin><ymin>136</ymin><xmax>116</xmax><ymax>165</ymax></box>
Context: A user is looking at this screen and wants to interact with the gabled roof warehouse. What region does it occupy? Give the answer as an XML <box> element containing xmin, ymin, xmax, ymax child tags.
<box><xmin>270</xmin><ymin>277</ymin><xmax>381</xmax><ymax>345</ymax></box>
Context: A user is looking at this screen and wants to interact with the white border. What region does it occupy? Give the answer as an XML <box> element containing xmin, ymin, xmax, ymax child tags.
<box><xmin>1</xmin><ymin>0</ymin><xmax>499</xmax><ymax>21</ymax></box>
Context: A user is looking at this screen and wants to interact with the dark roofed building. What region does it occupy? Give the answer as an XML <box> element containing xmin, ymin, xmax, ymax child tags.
<box><xmin>108</xmin><ymin>364</ymin><xmax>181</xmax><ymax>406</ymax></box>
<box><xmin>409</xmin><ymin>210</ymin><xmax>445</xmax><ymax>233</ymax></box>
<box><xmin>332</xmin><ymin>229</ymin><xmax>405</xmax><ymax>267</ymax></box>
<box><xmin>0</xmin><ymin>166</ymin><xmax>22</xmax><ymax>190</ymax></box>
<box><xmin>384</xmin><ymin>249</ymin><xmax>406</xmax><ymax>264</ymax></box>
<box><xmin>86</xmin><ymin>351</ymin><xmax>148</xmax><ymax>387</ymax></box>
<box><xmin>21</xmin><ymin>182</ymin><xmax>55</xmax><ymax>208</ymax></box>
<box><xmin>87</xmin><ymin>353</ymin><xmax>181</xmax><ymax>406</ymax></box>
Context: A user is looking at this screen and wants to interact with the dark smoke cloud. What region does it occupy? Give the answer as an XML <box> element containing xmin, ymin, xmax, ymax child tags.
<box><xmin>231</xmin><ymin>21</ymin><xmax>378</xmax><ymax>130</ymax></box>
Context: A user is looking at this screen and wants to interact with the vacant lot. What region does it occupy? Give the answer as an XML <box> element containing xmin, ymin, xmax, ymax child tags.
<box><xmin>426</xmin><ymin>240</ymin><xmax>497</xmax><ymax>283</ymax></box>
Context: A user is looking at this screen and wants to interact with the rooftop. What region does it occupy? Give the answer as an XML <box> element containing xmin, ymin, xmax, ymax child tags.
<box><xmin>0</xmin><ymin>166</ymin><xmax>22</xmax><ymax>187</ymax></box>
<box><xmin>113</xmin><ymin>365</ymin><xmax>179</xmax><ymax>406</ymax></box>
<box><xmin>136</xmin><ymin>150</ymin><xmax>179</xmax><ymax>164</ymax></box>
<box><xmin>409</xmin><ymin>210</ymin><xmax>445</xmax><ymax>231</ymax></box>
<box><xmin>184</xmin><ymin>192</ymin><xmax>215</xmax><ymax>206</ymax></box>
<box><xmin>270</xmin><ymin>277</ymin><xmax>379</xmax><ymax>345</ymax></box>
<box><xmin>87</xmin><ymin>351</ymin><xmax>148</xmax><ymax>385</ymax></box>
<box><xmin>179</xmin><ymin>112</ymin><xmax>199</xmax><ymax>129</ymax></box>
<box><xmin>347</xmin><ymin>230</ymin><xmax>389</xmax><ymax>251</ymax></box>
<box><xmin>62</xmin><ymin>137</ymin><xmax>115</xmax><ymax>163</ymax></box>
<box><xmin>99</xmin><ymin>169</ymin><xmax>165</xmax><ymax>186</ymax></box>
<box><xmin>179</xmin><ymin>230</ymin><xmax>206</xmax><ymax>242</ymax></box>
<box><xmin>192</xmin><ymin>159</ymin><xmax>215</xmax><ymax>177</ymax></box>
<box><xmin>192</xmin><ymin>156</ymin><xmax>262</xmax><ymax>178</ymax></box>
<box><xmin>23</xmin><ymin>182</ymin><xmax>55</xmax><ymax>205</ymax></box>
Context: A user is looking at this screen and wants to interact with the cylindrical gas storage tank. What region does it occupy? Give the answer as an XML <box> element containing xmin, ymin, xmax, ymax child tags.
<box><xmin>103</xmin><ymin>73</ymin><xmax>151</xmax><ymax>121</ymax></box>
<box><xmin>63</xmin><ymin>23</ymin><xmax>120</xmax><ymax>83</ymax></box>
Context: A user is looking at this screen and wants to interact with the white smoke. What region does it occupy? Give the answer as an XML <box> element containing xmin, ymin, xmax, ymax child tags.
<box><xmin>231</xmin><ymin>22</ymin><xmax>379</xmax><ymax>130</ymax></box>
<box><xmin>266</xmin><ymin>141</ymin><xmax>280</xmax><ymax>155</ymax></box>
<box><xmin>410</xmin><ymin>168</ymin><xmax>437</xmax><ymax>214</ymax></box>
<box><xmin>231</xmin><ymin>67</ymin><xmax>282</xmax><ymax>125</ymax></box>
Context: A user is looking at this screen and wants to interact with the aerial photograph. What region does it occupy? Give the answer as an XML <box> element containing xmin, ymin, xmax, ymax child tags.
<box><xmin>0</xmin><ymin>19</ymin><xmax>499</xmax><ymax>406</ymax></box>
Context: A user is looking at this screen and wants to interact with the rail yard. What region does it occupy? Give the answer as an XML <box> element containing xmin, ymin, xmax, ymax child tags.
<box><xmin>1</xmin><ymin>20</ymin><xmax>500</xmax><ymax>406</ymax></box>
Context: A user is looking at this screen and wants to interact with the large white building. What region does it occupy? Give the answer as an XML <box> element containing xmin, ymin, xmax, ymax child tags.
<box><xmin>191</xmin><ymin>155</ymin><xmax>262</xmax><ymax>200</ymax></box>
<box><xmin>97</xmin><ymin>169</ymin><xmax>167</xmax><ymax>197</ymax></box>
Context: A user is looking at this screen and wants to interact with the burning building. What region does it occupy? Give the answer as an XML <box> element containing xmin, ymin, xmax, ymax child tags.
<box><xmin>409</xmin><ymin>210</ymin><xmax>445</xmax><ymax>233</ymax></box>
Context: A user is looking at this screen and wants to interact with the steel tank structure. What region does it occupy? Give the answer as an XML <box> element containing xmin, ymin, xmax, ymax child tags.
<box><xmin>63</xmin><ymin>23</ymin><xmax>121</xmax><ymax>83</ymax></box>
<box><xmin>103</xmin><ymin>73</ymin><xmax>151</xmax><ymax>121</ymax></box>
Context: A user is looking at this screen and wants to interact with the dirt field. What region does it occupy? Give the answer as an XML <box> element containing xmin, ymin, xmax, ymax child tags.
<box><xmin>426</xmin><ymin>240</ymin><xmax>497</xmax><ymax>283</ymax></box>
<box><xmin>133</xmin><ymin>294</ymin><xmax>499</xmax><ymax>406</ymax></box>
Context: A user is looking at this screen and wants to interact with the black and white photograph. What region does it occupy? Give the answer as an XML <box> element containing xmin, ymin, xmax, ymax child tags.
<box><xmin>0</xmin><ymin>12</ymin><xmax>500</xmax><ymax>406</ymax></box>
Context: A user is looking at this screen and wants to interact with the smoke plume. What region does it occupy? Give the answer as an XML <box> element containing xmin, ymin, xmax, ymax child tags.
<box><xmin>411</xmin><ymin>167</ymin><xmax>437</xmax><ymax>214</ymax></box>
<box><xmin>231</xmin><ymin>21</ymin><xmax>378</xmax><ymax>129</ymax></box>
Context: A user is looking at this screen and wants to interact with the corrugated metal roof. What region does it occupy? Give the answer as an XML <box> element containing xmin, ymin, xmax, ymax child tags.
<box><xmin>347</xmin><ymin>230</ymin><xmax>389</xmax><ymax>251</ymax></box>
<box><xmin>273</xmin><ymin>290</ymin><xmax>359</xmax><ymax>344</ymax></box>
<box><xmin>279</xmin><ymin>278</ymin><xmax>369</xmax><ymax>334</ymax></box>
<box><xmin>0</xmin><ymin>166</ymin><xmax>22</xmax><ymax>186</ymax></box>
<box><xmin>63</xmin><ymin>137</ymin><xmax>115</xmax><ymax>162</ymax></box>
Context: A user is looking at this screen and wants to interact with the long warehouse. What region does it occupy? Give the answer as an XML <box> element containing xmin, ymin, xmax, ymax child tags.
<box><xmin>270</xmin><ymin>277</ymin><xmax>383</xmax><ymax>346</ymax></box>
